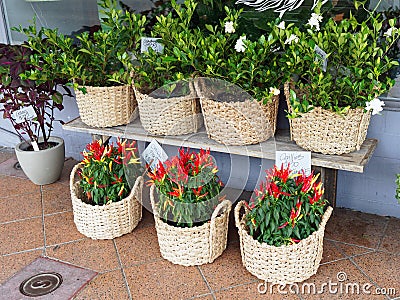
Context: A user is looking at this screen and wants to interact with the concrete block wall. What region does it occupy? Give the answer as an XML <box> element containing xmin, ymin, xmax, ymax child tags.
<box><xmin>336</xmin><ymin>109</ymin><xmax>400</xmax><ymax>218</ymax></box>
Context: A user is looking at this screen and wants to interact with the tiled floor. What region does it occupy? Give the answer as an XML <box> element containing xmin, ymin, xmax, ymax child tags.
<box><xmin>0</xmin><ymin>148</ymin><xmax>399</xmax><ymax>300</ymax></box>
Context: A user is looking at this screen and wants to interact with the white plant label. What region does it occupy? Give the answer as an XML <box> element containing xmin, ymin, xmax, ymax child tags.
<box><xmin>11</xmin><ymin>106</ymin><xmax>37</xmax><ymax>124</ymax></box>
<box><xmin>142</xmin><ymin>139</ymin><xmax>168</xmax><ymax>171</ymax></box>
<box><xmin>275</xmin><ymin>151</ymin><xmax>311</xmax><ymax>175</ymax></box>
<box><xmin>31</xmin><ymin>140</ymin><xmax>40</xmax><ymax>151</ymax></box>
<box><xmin>140</xmin><ymin>37</ymin><xmax>164</xmax><ymax>53</ymax></box>
<box><xmin>314</xmin><ymin>45</ymin><xmax>327</xmax><ymax>72</ymax></box>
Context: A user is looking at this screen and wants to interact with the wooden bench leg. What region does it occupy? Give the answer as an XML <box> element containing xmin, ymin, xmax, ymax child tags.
<box><xmin>312</xmin><ymin>166</ymin><xmax>337</xmax><ymax>208</ymax></box>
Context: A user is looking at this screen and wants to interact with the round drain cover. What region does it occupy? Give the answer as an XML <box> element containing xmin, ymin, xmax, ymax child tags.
<box><xmin>19</xmin><ymin>272</ymin><xmax>63</xmax><ymax>297</ymax></box>
<box><xmin>13</xmin><ymin>162</ymin><xmax>21</xmax><ymax>170</ymax></box>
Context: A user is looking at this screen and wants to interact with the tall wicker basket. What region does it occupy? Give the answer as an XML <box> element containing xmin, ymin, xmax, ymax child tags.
<box><xmin>194</xmin><ymin>79</ymin><xmax>278</xmax><ymax>145</ymax></box>
<box><xmin>150</xmin><ymin>186</ymin><xmax>232</xmax><ymax>266</ymax></box>
<box><xmin>70</xmin><ymin>164</ymin><xmax>143</xmax><ymax>240</ymax></box>
<box><xmin>75</xmin><ymin>84</ymin><xmax>138</xmax><ymax>128</ymax></box>
<box><xmin>284</xmin><ymin>83</ymin><xmax>371</xmax><ymax>155</ymax></box>
<box><xmin>235</xmin><ymin>201</ymin><xmax>333</xmax><ymax>284</ymax></box>
<box><xmin>134</xmin><ymin>82</ymin><xmax>203</xmax><ymax>136</ymax></box>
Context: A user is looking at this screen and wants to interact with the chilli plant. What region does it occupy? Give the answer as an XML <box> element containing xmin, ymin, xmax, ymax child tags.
<box><xmin>244</xmin><ymin>164</ymin><xmax>328</xmax><ymax>247</ymax></box>
<box><xmin>78</xmin><ymin>139</ymin><xmax>141</xmax><ymax>205</ymax></box>
<box><xmin>148</xmin><ymin>148</ymin><xmax>224</xmax><ymax>227</ymax></box>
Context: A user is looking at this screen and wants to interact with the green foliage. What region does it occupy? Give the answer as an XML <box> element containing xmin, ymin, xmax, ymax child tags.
<box><xmin>16</xmin><ymin>0</ymin><xmax>146</xmax><ymax>89</ymax></box>
<box><xmin>148</xmin><ymin>148</ymin><xmax>224</xmax><ymax>228</ymax></box>
<box><xmin>195</xmin><ymin>5</ymin><xmax>288</xmax><ymax>102</ymax></box>
<box><xmin>132</xmin><ymin>0</ymin><xmax>287</xmax><ymax>100</ymax></box>
<box><xmin>132</xmin><ymin>0</ymin><xmax>201</xmax><ymax>93</ymax></box>
<box><xmin>245</xmin><ymin>165</ymin><xmax>328</xmax><ymax>247</ymax></box>
<box><xmin>274</xmin><ymin>1</ymin><xmax>400</xmax><ymax>114</ymax></box>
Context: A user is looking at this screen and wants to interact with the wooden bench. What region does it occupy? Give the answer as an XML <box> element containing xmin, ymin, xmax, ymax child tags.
<box><xmin>63</xmin><ymin>117</ymin><xmax>377</xmax><ymax>207</ymax></box>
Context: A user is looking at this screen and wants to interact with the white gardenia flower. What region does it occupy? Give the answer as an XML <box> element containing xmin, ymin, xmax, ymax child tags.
<box><xmin>307</xmin><ymin>13</ymin><xmax>323</xmax><ymax>31</ymax></box>
<box><xmin>284</xmin><ymin>34</ymin><xmax>299</xmax><ymax>45</ymax></box>
<box><xmin>224</xmin><ymin>21</ymin><xmax>235</xmax><ymax>34</ymax></box>
<box><xmin>277</xmin><ymin>21</ymin><xmax>285</xmax><ymax>30</ymax></box>
<box><xmin>269</xmin><ymin>87</ymin><xmax>280</xmax><ymax>96</ymax></box>
<box><xmin>235</xmin><ymin>36</ymin><xmax>247</xmax><ymax>52</ymax></box>
<box><xmin>365</xmin><ymin>98</ymin><xmax>385</xmax><ymax>115</ymax></box>
<box><xmin>384</xmin><ymin>27</ymin><xmax>395</xmax><ymax>37</ymax></box>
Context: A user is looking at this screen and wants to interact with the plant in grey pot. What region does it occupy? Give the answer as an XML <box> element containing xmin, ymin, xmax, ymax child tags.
<box><xmin>396</xmin><ymin>173</ymin><xmax>400</xmax><ymax>204</ymax></box>
<box><xmin>0</xmin><ymin>39</ymin><xmax>72</xmax><ymax>185</ymax></box>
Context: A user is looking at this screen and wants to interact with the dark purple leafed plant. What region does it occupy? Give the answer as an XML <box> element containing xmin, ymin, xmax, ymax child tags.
<box><xmin>0</xmin><ymin>43</ymin><xmax>71</xmax><ymax>149</ymax></box>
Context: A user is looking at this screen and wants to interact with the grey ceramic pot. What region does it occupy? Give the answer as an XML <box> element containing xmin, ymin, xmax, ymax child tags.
<box><xmin>15</xmin><ymin>136</ymin><xmax>65</xmax><ymax>185</ymax></box>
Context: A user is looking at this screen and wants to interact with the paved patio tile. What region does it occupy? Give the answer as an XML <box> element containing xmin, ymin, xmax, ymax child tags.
<box><xmin>124</xmin><ymin>259</ymin><xmax>210</xmax><ymax>299</ymax></box>
<box><xmin>46</xmin><ymin>239</ymin><xmax>120</xmax><ymax>273</ymax></box>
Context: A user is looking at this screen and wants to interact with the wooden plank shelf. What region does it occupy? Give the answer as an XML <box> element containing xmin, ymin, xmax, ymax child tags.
<box><xmin>63</xmin><ymin>117</ymin><xmax>378</xmax><ymax>207</ymax></box>
<box><xmin>63</xmin><ymin>117</ymin><xmax>377</xmax><ymax>173</ymax></box>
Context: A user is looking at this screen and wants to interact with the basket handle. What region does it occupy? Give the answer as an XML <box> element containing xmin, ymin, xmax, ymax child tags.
<box><xmin>319</xmin><ymin>206</ymin><xmax>333</xmax><ymax>230</ymax></box>
<box><xmin>234</xmin><ymin>200</ymin><xmax>250</xmax><ymax>230</ymax></box>
<box><xmin>210</xmin><ymin>199</ymin><xmax>232</xmax><ymax>224</ymax></box>
<box><xmin>149</xmin><ymin>185</ymin><xmax>159</xmax><ymax>217</ymax></box>
<box><xmin>209</xmin><ymin>199</ymin><xmax>232</xmax><ymax>262</ymax></box>
<box><xmin>70</xmin><ymin>163</ymin><xmax>83</xmax><ymax>189</ymax></box>
<box><xmin>130</xmin><ymin>175</ymin><xmax>144</xmax><ymax>204</ymax></box>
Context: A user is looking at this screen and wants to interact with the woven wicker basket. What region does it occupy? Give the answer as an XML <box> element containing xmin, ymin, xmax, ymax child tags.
<box><xmin>150</xmin><ymin>186</ymin><xmax>232</xmax><ymax>266</ymax></box>
<box><xmin>75</xmin><ymin>84</ymin><xmax>138</xmax><ymax>128</ymax></box>
<box><xmin>134</xmin><ymin>82</ymin><xmax>203</xmax><ymax>136</ymax></box>
<box><xmin>194</xmin><ymin>79</ymin><xmax>278</xmax><ymax>145</ymax></box>
<box><xmin>284</xmin><ymin>83</ymin><xmax>371</xmax><ymax>155</ymax></box>
<box><xmin>235</xmin><ymin>201</ymin><xmax>333</xmax><ymax>284</ymax></box>
<box><xmin>70</xmin><ymin>164</ymin><xmax>143</xmax><ymax>240</ymax></box>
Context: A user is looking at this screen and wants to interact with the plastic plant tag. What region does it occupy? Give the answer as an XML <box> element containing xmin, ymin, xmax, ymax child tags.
<box><xmin>31</xmin><ymin>140</ymin><xmax>40</xmax><ymax>151</ymax></box>
<box><xmin>275</xmin><ymin>151</ymin><xmax>311</xmax><ymax>175</ymax></box>
<box><xmin>314</xmin><ymin>45</ymin><xmax>327</xmax><ymax>72</ymax></box>
<box><xmin>140</xmin><ymin>37</ymin><xmax>164</xmax><ymax>53</ymax></box>
<box><xmin>142</xmin><ymin>139</ymin><xmax>168</xmax><ymax>171</ymax></box>
<box><xmin>11</xmin><ymin>106</ymin><xmax>37</xmax><ymax>124</ymax></box>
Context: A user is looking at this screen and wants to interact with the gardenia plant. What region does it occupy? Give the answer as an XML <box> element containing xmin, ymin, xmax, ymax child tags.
<box><xmin>274</xmin><ymin>1</ymin><xmax>400</xmax><ymax>115</ymax></box>
<box><xmin>197</xmin><ymin>4</ymin><xmax>287</xmax><ymax>103</ymax></box>
<box><xmin>132</xmin><ymin>0</ymin><xmax>286</xmax><ymax>102</ymax></box>
<box><xmin>148</xmin><ymin>148</ymin><xmax>224</xmax><ymax>227</ymax></box>
<box><xmin>245</xmin><ymin>164</ymin><xmax>328</xmax><ymax>247</ymax></box>
<box><xmin>131</xmin><ymin>0</ymin><xmax>198</xmax><ymax>94</ymax></box>
<box><xmin>78</xmin><ymin>139</ymin><xmax>141</xmax><ymax>205</ymax></box>
<box><xmin>22</xmin><ymin>0</ymin><xmax>146</xmax><ymax>92</ymax></box>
